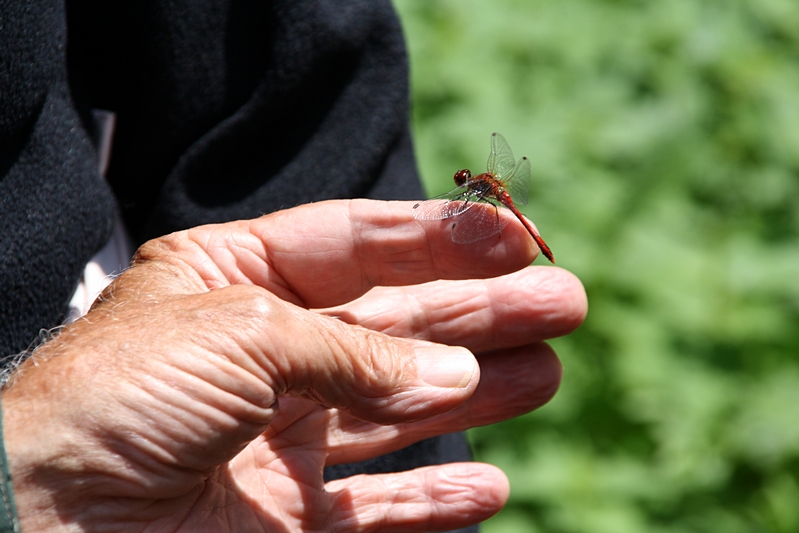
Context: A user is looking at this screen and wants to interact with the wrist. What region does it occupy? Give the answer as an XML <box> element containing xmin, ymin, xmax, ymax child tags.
<box><xmin>0</xmin><ymin>396</ymin><xmax>22</xmax><ymax>532</ymax></box>
<box><xmin>1</xmin><ymin>367</ymin><xmax>103</xmax><ymax>533</ymax></box>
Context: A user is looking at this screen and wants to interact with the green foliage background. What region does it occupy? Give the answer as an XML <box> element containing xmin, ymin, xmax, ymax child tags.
<box><xmin>392</xmin><ymin>1</ymin><xmax>799</xmax><ymax>532</ymax></box>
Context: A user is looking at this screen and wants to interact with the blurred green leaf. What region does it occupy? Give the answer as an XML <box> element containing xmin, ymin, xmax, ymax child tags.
<box><xmin>394</xmin><ymin>0</ymin><xmax>799</xmax><ymax>531</ymax></box>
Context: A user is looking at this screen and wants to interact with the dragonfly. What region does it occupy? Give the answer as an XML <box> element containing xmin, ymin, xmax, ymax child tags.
<box><xmin>412</xmin><ymin>132</ymin><xmax>555</xmax><ymax>263</ymax></box>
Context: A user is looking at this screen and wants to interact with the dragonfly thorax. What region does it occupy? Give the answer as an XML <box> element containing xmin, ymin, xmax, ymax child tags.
<box><xmin>466</xmin><ymin>173</ymin><xmax>503</xmax><ymax>199</ymax></box>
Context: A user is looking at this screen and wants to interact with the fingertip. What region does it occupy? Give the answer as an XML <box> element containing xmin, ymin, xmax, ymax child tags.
<box><xmin>434</xmin><ymin>463</ymin><xmax>510</xmax><ymax>525</ymax></box>
<box><xmin>552</xmin><ymin>266</ymin><xmax>589</xmax><ymax>329</ymax></box>
<box><xmin>518</xmin><ymin>266</ymin><xmax>588</xmax><ymax>337</ymax></box>
<box><xmin>404</xmin><ymin>200</ymin><xmax>539</xmax><ymax>279</ymax></box>
<box><xmin>475</xmin><ymin>343</ymin><xmax>563</xmax><ymax>422</ymax></box>
<box><xmin>414</xmin><ymin>345</ymin><xmax>479</xmax><ymax>389</ymax></box>
<box><xmin>528</xmin><ymin>343</ymin><xmax>564</xmax><ymax>406</ymax></box>
<box><xmin>464</xmin><ymin>462</ymin><xmax>511</xmax><ymax>506</ymax></box>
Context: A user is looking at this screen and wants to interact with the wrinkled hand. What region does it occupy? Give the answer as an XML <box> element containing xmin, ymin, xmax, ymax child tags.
<box><xmin>1</xmin><ymin>200</ymin><xmax>586</xmax><ymax>532</ymax></box>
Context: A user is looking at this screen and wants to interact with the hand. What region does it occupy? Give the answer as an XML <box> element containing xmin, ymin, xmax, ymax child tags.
<box><xmin>1</xmin><ymin>200</ymin><xmax>586</xmax><ymax>532</ymax></box>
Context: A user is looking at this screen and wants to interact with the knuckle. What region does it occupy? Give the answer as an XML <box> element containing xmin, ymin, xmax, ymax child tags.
<box><xmin>131</xmin><ymin>233</ymin><xmax>183</xmax><ymax>264</ymax></box>
<box><xmin>324</xmin><ymin>323</ymin><xmax>408</xmax><ymax>390</ymax></box>
<box><xmin>204</xmin><ymin>284</ymin><xmax>279</xmax><ymax>325</ymax></box>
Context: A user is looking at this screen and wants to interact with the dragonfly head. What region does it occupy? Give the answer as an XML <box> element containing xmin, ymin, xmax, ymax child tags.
<box><xmin>453</xmin><ymin>169</ymin><xmax>471</xmax><ymax>186</ymax></box>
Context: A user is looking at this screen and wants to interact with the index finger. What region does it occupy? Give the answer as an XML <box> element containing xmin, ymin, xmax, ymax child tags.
<box><xmin>168</xmin><ymin>199</ymin><xmax>539</xmax><ymax>308</ymax></box>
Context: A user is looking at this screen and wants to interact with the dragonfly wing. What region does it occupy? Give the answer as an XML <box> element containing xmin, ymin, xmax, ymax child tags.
<box><xmin>504</xmin><ymin>156</ymin><xmax>531</xmax><ymax>207</ymax></box>
<box><xmin>450</xmin><ymin>201</ymin><xmax>511</xmax><ymax>244</ymax></box>
<box><xmin>412</xmin><ymin>190</ymin><xmax>477</xmax><ymax>220</ymax></box>
<box><xmin>487</xmin><ymin>132</ymin><xmax>517</xmax><ymax>181</ymax></box>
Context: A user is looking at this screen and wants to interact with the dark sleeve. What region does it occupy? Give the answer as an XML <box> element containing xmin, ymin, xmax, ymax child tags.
<box><xmin>66</xmin><ymin>0</ymin><xmax>425</xmax><ymax>244</ymax></box>
<box><xmin>0</xmin><ymin>0</ymin><xmax>117</xmax><ymax>358</ymax></box>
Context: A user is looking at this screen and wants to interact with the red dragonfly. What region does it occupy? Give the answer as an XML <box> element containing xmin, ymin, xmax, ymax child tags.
<box><xmin>412</xmin><ymin>132</ymin><xmax>555</xmax><ymax>263</ymax></box>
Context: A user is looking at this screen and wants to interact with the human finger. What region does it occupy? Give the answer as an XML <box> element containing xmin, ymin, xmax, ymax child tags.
<box><xmin>325</xmin><ymin>463</ymin><xmax>509</xmax><ymax>532</ymax></box>
<box><xmin>139</xmin><ymin>199</ymin><xmax>539</xmax><ymax>309</ymax></box>
<box><xmin>323</xmin><ymin>343</ymin><xmax>561</xmax><ymax>465</ymax></box>
<box><xmin>321</xmin><ymin>266</ymin><xmax>587</xmax><ymax>352</ymax></box>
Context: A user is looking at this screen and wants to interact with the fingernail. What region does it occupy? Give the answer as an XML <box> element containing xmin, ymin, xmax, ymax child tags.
<box><xmin>414</xmin><ymin>345</ymin><xmax>476</xmax><ymax>388</ymax></box>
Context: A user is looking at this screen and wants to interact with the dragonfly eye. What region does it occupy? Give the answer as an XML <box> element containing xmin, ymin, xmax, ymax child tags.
<box><xmin>453</xmin><ymin>169</ymin><xmax>471</xmax><ymax>186</ymax></box>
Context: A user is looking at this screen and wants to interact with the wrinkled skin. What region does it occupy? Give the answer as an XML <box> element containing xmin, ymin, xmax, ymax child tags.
<box><xmin>2</xmin><ymin>200</ymin><xmax>586</xmax><ymax>532</ymax></box>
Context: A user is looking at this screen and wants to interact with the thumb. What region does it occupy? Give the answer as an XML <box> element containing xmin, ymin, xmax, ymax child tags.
<box><xmin>195</xmin><ymin>284</ymin><xmax>481</xmax><ymax>426</ymax></box>
<box><xmin>284</xmin><ymin>317</ymin><xmax>480</xmax><ymax>426</ymax></box>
